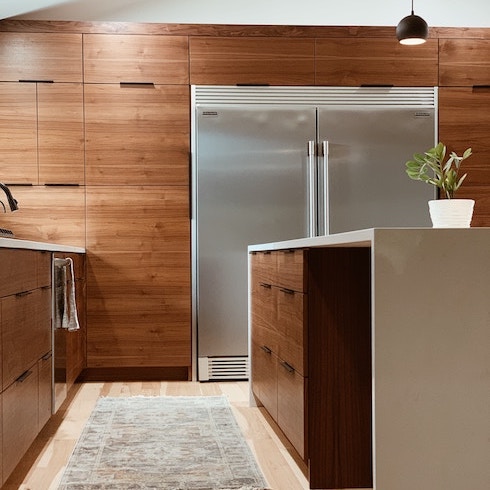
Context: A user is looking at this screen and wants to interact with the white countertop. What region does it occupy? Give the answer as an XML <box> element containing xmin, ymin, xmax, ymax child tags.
<box><xmin>0</xmin><ymin>237</ymin><xmax>85</xmax><ymax>253</ymax></box>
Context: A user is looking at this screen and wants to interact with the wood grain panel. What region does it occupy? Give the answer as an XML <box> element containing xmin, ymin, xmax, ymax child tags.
<box><xmin>316</xmin><ymin>38</ymin><xmax>438</xmax><ymax>86</ymax></box>
<box><xmin>0</xmin><ymin>249</ymin><xmax>38</xmax><ymax>298</ymax></box>
<box><xmin>38</xmin><ymin>82</ymin><xmax>85</xmax><ymax>184</ymax></box>
<box><xmin>308</xmin><ymin>247</ymin><xmax>372</xmax><ymax>489</ymax></box>
<box><xmin>1</xmin><ymin>288</ymin><xmax>51</xmax><ymax>388</ymax></box>
<box><xmin>38</xmin><ymin>353</ymin><xmax>53</xmax><ymax>430</ymax></box>
<box><xmin>84</xmin><ymin>84</ymin><xmax>189</xmax><ymax>185</ymax></box>
<box><xmin>275</xmin><ymin>249</ymin><xmax>306</xmax><ymax>292</ymax></box>
<box><xmin>251</xmin><ymin>282</ymin><xmax>278</xmax><ymax>354</ymax></box>
<box><xmin>439</xmin><ymin>87</ymin><xmax>490</xmax><ymax>191</ymax></box>
<box><xmin>83</xmin><ymin>34</ymin><xmax>189</xmax><ymax>84</ymax></box>
<box><xmin>0</xmin><ymin>82</ymin><xmax>37</xmax><ymax>183</ymax></box>
<box><xmin>250</xmin><ymin>251</ymin><xmax>277</xmax><ymax>286</ymax></box>
<box><xmin>251</xmin><ymin>341</ymin><xmax>278</xmax><ymax>421</ymax></box>
<box><xmin>0</xmin><ymin>186</ymin><xmax>86</xmax><ymax>247</ymax></box>
<box><xmin>0</xmin><ymin>32</ymin><xmax>82</xmax><ymax>82</ymax></box>
<box><xmin>439</xmin><ymin>39</ymin><xmax>490</xmax><ymax>86</ymax></box>
<box><xmin>190</xmin><ymin>37</ymin><xmax>315</xmax><ymax>85</ymax></box>
<box><xmin>1</xmin><ymin>363</ymin><xmax>39</xmax><ymax>482</ymax></box>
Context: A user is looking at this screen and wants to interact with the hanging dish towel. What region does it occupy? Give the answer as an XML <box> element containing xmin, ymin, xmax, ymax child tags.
<box><xmin>54</xmin><ymin>257</ymin><xmax>80</xmax><ymax>331</ymax></box>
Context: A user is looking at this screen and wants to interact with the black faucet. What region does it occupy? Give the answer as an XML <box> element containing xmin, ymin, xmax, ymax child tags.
<box><xmin>0</xmin><ymin>183</ymin><xmax>19</xmax><ymax>212</ymax></box>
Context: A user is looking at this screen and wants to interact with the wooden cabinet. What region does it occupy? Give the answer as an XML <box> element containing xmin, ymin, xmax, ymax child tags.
<box><xmin>0</xmin><ymin>82</ymin><xmax>84</xmax><ymax>185</ymax></box>
<box><xmin>0</xmin><ymin>248</ymin><xmax>53</xmax><ymax>484</ymax></box>
<box><xmin>439</xmin><ymin>87</ymin><xmax>490</xmax><ymax>226</ymax></box>
<box><xmin>251</xmin><ymin>246</ymin><xmax>372</xmax><ymax>489</ymax></box>
<box><xmin>315</xmin><ymin>38</ymin><xmax>438</xmax><ymax>86</ymax></box>
<box><xmin>84</xmin><ymin>84</ymin><xmax>189</xmax><ymax>186</ymax></box>
<box><xmin>251</xmin><ymin>249</ymin><xmax>307</xmax><ymax>460</ymax></box>
<box><xmin>439</xmin><ymin>39</ymin><xmax>490</xmax><ymax>86</ymax></box>
<box><xmin>85</xmin><ymin>186</ymin><xmax>191</xmax><ymax>372</ymax></box>
<box><xmin>190</xmin><ymin>37</ymin><xmax>315</xmax><ymax>85</ymax></box>
<box><xmin>0</xmin><ymin>32</ymin><xmax>82</xmax><ymax>82</ymax></box>
<box><xmin>83</xmin><ymin>34</ymin><xmax>189</xmax><ymax>84</ymax></box>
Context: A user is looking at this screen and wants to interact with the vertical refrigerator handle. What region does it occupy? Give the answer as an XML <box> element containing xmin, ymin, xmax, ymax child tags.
<box><xmin>322</xmin><ymin>140</ymin><xmax>329</xmax><ymax>235</ymax></box>
<box><xmin>307</xmin><ymin>140</ymin><xmax>317</xmax><ymax>237</ymax></box>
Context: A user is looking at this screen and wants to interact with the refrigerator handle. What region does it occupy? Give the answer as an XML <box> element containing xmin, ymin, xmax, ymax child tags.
<box><xmin>307</xmin><ymin>140</ymin><xmax>317</xmax><ymax>237</ymax></box>
<box><xmin>322</xmin><ymin>140</ymin><xmax>329</xmax><ymax>235</ymax></box>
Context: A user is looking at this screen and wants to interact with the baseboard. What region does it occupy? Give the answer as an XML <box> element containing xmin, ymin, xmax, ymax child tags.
<box><xmin>78</xmin><ymin>366</ymin><xmax>190</xmax><ymax>382</ymax></box>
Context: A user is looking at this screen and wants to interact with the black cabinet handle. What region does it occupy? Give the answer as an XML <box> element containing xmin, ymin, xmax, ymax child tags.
<box><xmin>280</xmin><ymin>360</ymin><xmax>295</xmax><ymax>373</ymax></box>
<box><xmin>120</xmin><ymin>82</ymin><xmax>155</xmax><ymax>87</ymax></box>
<box><xmin>279</xmin><ymin>287</ymin><xmax>295</xmax><ymax>295</ymax></box>
<box><xmin>19</xmin><ymin>79</ymin><xmax>53</xmax><ymax>83</ymax></box>
<box><xmin>41</xmin><ymin>352</ymin><xmax>52</xmax><ymax>361</ymax></box>
<box><xmin>16</xmin><ymin>370</ymin><xmax>33</xmax><ymax>383</ymax></box>
<box><xmin>259</xmin><ymin>282</ymin><xmax>272</xmax><ymax>289</ymax></box>
<box><xmin>260</xmin><ymin>345</ymin><xmax>272</xmax><ymax>354</ymax></box>
<box><xmin>15</xmin><ymin>290</ymin><xmax>33</xmax><ymax>298</ymax></box>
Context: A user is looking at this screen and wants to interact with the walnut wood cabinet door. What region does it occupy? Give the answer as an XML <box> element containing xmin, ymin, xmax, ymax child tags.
<box><xmin>0</xmin><ymin>32</ymin><xmax>82</xmax><ymax>82</ymax></box>
<box><xmin>439</xmin><ymin>39</ymin><xmax>490</xmax><ymax>86</ymax></box>
<box><xmin>86</xmin><ymin>186</ymin><xmax>191</xmax><ymax>371</ymax></box>
<box><xmin>83</xmin><ymin>34</ymin><xmax>189</xmax><ymax>84</ymax></box>
<box><xmin>439</xmin><ymin>87</ymin><xmax>490</xmax><ymax>226</ymax></box>
<box><xmin>315</xmin><ymin>38</ymin><xmax>438</xmax><ymax>86</ymax></box>
<box><xmin>84</xmin><ymin>84</ymin><xmax>189</xmax><ymax>186</ymax></box>
<box><xmin>189</xmin><ymin>37</ymin><xmax>315</xmax><ymax>85</ymax></box>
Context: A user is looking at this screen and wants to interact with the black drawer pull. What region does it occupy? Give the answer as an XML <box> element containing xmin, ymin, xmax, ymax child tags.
<box><xmin>259</xmin><ymin>282</ymin><xmax>272</xmax><ymax>289</ymax></box>
<box><xmin>260</xmin><ymin>345</ymin><xmax>272</xmax><ymax>354</ymax></box>
<box><xmin>280</xmin><ymin>360</ymin><xmax>295</xmax><ymax>373</ymax></box>
<box><xmin>284</xmin><ymin>249</ymin><xmax>296</xmax><ymax>254</ymax></box>
<box><xmin>15</xmin><ymin>290</ymin><xmax>33</xmax><ymax>298</ymax></box>
<box><xmin>263</xmin><ymin>251</ymin><xmax>271</xmax><ymax>255</ymax></box>
<box><xmin>279</xmin><ymin>287</ymin><xmax>295</xmax><ymax>295</ymax></box>
<box><xmin>41</xmin><ymin>352</ymin><xmax>52</xmax><ymax>361</ymax></box>
<box><xmin>16</xmin><ymin>370</ymin><xmax>33</xmax><ymax>383</ymax></box>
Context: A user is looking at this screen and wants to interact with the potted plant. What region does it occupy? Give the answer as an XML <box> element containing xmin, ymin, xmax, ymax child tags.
<box><xmin>405</xmin><ymin>142</ymin><xmax>474</xmax><ymax>227</ymax></box>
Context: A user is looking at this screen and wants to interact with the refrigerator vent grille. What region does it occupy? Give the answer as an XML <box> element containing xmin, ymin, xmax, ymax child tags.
<box><xmin>193</xmin><ymin>85</ymin><xmax>437</xmax><ymax>107</ymax></box>
<box><xmin>198</xmin><ymin>356</ymin><xmax>249</xmax><ymax>381</ymax></box>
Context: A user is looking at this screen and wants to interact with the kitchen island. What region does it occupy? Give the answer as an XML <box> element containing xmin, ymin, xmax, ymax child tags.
<box><xmin>249</xmin><ymin>228</ymin><xmax>490</xmax><ymax>490</ymax></box>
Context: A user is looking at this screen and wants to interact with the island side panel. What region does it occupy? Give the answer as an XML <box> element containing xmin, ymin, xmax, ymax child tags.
<box><xmin>372</xmin><ymin>228</ymin><xmax>490</xmax><ymax>490</ymax></box>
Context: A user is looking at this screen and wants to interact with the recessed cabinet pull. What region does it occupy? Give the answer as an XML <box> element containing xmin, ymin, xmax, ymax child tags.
<box><xmin>16</xmin><ymin>370</ymin><xmax>33</xmax><ymax>383</ymax></box>
<box><xmin>284</xmin><ymin>249</ymin><xmax>295</xmax><ymax>254</ymax></box>
<box><xmin>41</xmin><ymin>352</ymin><xmax>52</xmax><ymax>361</ymax></box>
<box><xmin>280</xmin><ymin>360</ymin><xmax>295</xmax><ymax>373</ymax></box>
<box><xmin>15</xmin><ymin>290</ymin><xmax>33</xmax><ymax>298</ymax></box>
<box><xmin>260</xmin><ymin>345</ymin><xmax>272</xmax><ymax>354</ymax></box>
<box><xmin>279</xmin><ymin>287</ymin><xmax>295</xmax><ymax>295</ymax></box>
<box><xmin>120</xmin><ymin>82</ymin><xmax>155</xmax><ymax>87</ymax></box>
<box><xmin>19</xmin><ymin>79</ymin><xmax>54</xmax><ymax>83</ymax></box>
<box><xmin>259</xmin><ymin>282</ymin><xmax>272</xmax><ymax>289</ymax></box>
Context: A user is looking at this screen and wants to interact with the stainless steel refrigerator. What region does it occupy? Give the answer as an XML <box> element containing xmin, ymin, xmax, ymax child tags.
<box><xmin>192</xmin><ymin>86</ymin><xmax>437</xmax><ymax>381</ymax></box>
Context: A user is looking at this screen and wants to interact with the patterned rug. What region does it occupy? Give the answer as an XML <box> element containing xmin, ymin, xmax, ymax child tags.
<box><xmin>58</xmin><ymin>396</ymin><xmax>269</xmax><ymax>489</ymax></box>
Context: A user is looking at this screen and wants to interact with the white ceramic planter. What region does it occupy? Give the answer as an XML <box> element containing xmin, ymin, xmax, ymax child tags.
<box><xmin>428</xmin><ymin>199</ymin><xmax>475</xmax><ymax>228</ymax></box>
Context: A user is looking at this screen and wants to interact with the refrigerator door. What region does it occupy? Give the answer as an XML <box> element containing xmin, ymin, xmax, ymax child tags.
<box><xmin>194</xmin><ymin>105</ymin><xmax>315</xmax><ymax>364</ymax></box>
<box><xmin>318</xmin><ymin>106</ymin><xmax>436</xmax><ymax>234</ymax></box>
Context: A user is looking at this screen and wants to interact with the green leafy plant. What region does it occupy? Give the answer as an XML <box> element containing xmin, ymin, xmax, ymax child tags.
<box><xmin>405</xmin><ymin>142</ymin><xmax>472</xmax><ymax>199</ymax></box>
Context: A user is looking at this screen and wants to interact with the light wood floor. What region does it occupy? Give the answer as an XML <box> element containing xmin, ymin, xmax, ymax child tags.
<box><xmin>3</xmin><ymin>381</ymin><xmax>309</xmax><ymax>490</ymax></box>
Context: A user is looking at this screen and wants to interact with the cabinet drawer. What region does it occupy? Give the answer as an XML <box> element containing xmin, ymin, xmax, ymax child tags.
<box><xmin>37</xmin><ymin>251</ymin><xmax>52</xmax><ymax>288</ymax></box>
<box><xmin>2</xmin><ymin>363</ymin><xmax>39</xmax><ymax>481</ymax></box>
<box><xmin>277</xmin><ymin>288</ymin><xmax>307</xmax><ymax>376</ymax></box>
<box><xmin>0</xmin><ymin>249</ymin><xmax>38</xmax><ymax>298</ymax></box>
<box><xmin>277</xmin><ymin>362</ymin><xmax>306</xmax><ymax>460</ymax></box>
<box><xmin>2</xmin><ymin>288</ymin><xmax>52</xmax><ymax>387</ymax></box>
<box><xmin>275</xmin><ymin>249</ymin><xmax>307</xmax><ymax>292</ymax></box>
<box><xmin>250</xmin><ymin>251</ymin><xmax>277</xmax><ymax>285</ymax></box>
<box><xmin>251</xmin><ymin>282</ymin><xmax>278</xmax><ymax>353</ymax></box>
<box><xmin>251</xmin><ymin>341</ymin><xmax>278</xmax><ymax>422</ymax></box>
<box><xmin>38</xmin><ymin>353</ymin><xmax>53</xmax><ymax>430</ymax></box>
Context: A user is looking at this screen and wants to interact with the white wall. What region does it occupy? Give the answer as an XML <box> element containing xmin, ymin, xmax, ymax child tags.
<box><xmin>5</xmin><ymin>0</ymin><xmax>490</xmax><ymax>27</ymax></box>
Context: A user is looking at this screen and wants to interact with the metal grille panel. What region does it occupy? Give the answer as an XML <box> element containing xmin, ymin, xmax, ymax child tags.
<box><xmin>198</xmin><ymin>356</ymin><xmax>249</xmax><ymax>381</ymax></box>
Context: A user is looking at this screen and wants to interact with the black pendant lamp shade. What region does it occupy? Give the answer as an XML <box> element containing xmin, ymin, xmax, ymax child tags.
<box><xmin>396</xmin><ymin>0</ymin><xmax>429</xmax><ymax>45</ymax></box>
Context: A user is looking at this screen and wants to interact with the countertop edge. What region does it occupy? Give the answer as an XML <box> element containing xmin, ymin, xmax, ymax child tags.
<box><xmin>0</xmin><ymin>237</ymin><xmax>85</xmax><ymax>253</ymax></box>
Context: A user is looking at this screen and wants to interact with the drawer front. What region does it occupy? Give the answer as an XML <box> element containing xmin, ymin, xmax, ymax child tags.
<box><xmin>38</xmin><ymin>353</ymin><xmax>53</xmax><ymax>430</ymax></box>
<box><xmin>275</xmin><ymin>249</ymin><xmax>306</xmax><ymax>292</ymax></box>
<box><xmin>2</xmin><ymin>363</ymin><xmax>39</xmax><ymax>481</ymax></box>
<box><xmin>37</xmin><ymin>251</ymin><xmax>53</xmax><ymax>288</ymax></box>
<box><xmin>277</xmin><ymin>363</ymin><xmax>306</xmax><ymax>460</ymax></box>
<box><xmin>251</xmin><ymin>341</ymin><xmax>278</xmax><ymax>422</ymax></box>
<box><xmin>0</xmin><ymin>249</ymin><xmax>38</xmax><ymax>298</ymax></box>
<box><xmin>277</xmin><ymin>288</ymin><xmax>307</xmax><ymax>376</ymax></box>
<box><xmin>250</xmin><ymin>250</ymin><xmax>277</xmax><ymax>285</ymax></box>
<box><xmin>2</xmin><ymin>288</ymin><xmax>52</xmax><ymax>387</ymax></box>
<box><xmin>251</xmin><ymin>282</ymin><xmax>278</xmax><ymax>353</ymax></box>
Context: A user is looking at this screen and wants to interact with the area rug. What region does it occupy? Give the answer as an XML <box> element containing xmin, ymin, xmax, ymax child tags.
<box><xmin>58</xmin><ymin>396</ymin><xmax>269</xmax><ymax>489</ymax></box>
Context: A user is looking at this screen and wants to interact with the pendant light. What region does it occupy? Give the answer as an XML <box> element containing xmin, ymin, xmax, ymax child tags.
<box><xmin>396</xmin><ymin>0</ymin><xmax>429</xmax><ymax>45</ymax></box>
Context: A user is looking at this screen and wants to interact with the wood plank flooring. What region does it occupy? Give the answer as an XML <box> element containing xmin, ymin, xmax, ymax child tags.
<box><xmin>2</xmin><ymin>381</ymin><xmax>309</xmax><ymax>490</ymax></box>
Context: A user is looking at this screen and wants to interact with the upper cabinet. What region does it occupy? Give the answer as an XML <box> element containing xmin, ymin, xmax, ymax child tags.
<box><xmin>315</xmin><ymin>38</ymin><xmax>439</xmax><ymax>86</ymax></box>
<box><xmin>439</xmin><ymin>39</ymin><xmax>490</xmax><ymax>86</ymax></box>
<box><xmin>83</xmin><ymin>34</ymin><xmax>189</xmax><ymax>84</ymax></box>
<box><xmin>0</xmin><ymin>33</ymin><xmax>82</xmax><ymax>82</ymax></box>
<box><xmin>189</xmin><ymin>37</ymin><xmax>315</xmax><ymax>85</ymax></box>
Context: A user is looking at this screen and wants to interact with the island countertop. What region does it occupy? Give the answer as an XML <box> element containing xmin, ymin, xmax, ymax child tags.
<box><xmin>0</xmin><ymin>237</ymin><xmax>85</xmax><ymax>253</ymax></box>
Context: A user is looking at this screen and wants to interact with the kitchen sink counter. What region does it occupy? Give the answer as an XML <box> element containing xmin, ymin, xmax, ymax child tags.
<box><xmin>249</xmin><ymin>227</ymin><xmax>490</xmax><ymax>490</ymax></box>
<box><xmin>0</xmin><ymin>237</ymin><xmax>85</xmax><ymax>253</ymax></box>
